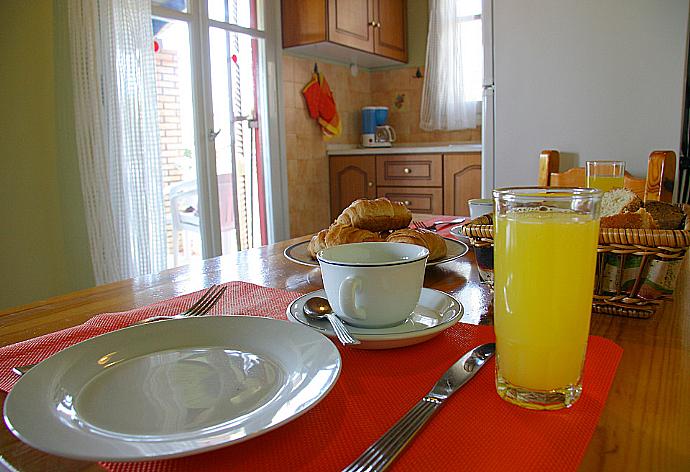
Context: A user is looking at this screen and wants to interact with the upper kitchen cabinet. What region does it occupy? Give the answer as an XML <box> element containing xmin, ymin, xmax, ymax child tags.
<box><xmin>282</xmin><ymin>0</ymin><xmax>407</xmax><ymax>67</ymax></box>
<box><xmin>372</xmin><ymin>0</ymin><xmax>407</xmax><ymax>61</ymax></box>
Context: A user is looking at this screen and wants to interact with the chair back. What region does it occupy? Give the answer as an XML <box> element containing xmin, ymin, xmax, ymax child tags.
<box><xmin>538</xmin><ymin>150</ymin><xmax>676</xmax><ymax>202</ymax></box>
<box><xmin>677</xmin><ymin>155</ymin><xmax>690</xmax><ymax>204</ymax></box>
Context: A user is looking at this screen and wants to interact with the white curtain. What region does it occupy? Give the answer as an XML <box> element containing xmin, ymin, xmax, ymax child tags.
<box><xmin>69</xmin><ymin>0</ymin><xmax>167</xmax><ymax>284</ymax></box>
<box><xmin>420</xmin><ymin>0</ymin><xmax>479</xmax><ymax>131</ymax></box>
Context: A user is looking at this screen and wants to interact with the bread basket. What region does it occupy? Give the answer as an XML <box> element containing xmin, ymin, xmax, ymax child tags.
<box><xmin>459</xmin><ymin>204</ymin><xmax>690</xmax><ymax>319</ymax></box>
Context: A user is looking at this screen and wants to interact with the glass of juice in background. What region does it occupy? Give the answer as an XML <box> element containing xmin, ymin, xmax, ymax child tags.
<box><xmin>492</xmin><ymin>187</ymin><xmax>602</xmax><ymax>410</ymax></box>
<box><xmin>586</xmin><ymin>160</ymin><xmax>625</xmax><ymax>191</ymax></box>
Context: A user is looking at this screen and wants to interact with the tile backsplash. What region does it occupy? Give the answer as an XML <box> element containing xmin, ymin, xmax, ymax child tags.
<box><xmin>282</xmin><ymin>53</ymin><xmax>480</xmax><ymax>237</ymax></box>
<box><xmin>370</xmin><ymin>68</ymin><xmax>480</xmax><ymax>144</ymax></box>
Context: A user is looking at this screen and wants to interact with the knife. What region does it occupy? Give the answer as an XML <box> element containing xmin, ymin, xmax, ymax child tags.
<box><xmin>342</xmin><ymin>343</ymin><xmax>495</xmax><ymax>472</ymax></box>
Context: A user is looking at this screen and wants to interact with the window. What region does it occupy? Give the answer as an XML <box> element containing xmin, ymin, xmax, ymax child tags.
<box><xmin>458</xmin><ymin>0</ymin><xmax>483</xmax><ymax>103</ymax></box>
<box><xmin>420</xmin><ymin>0</ymin><xmax>483</xmax><ymax>130</ymax></box>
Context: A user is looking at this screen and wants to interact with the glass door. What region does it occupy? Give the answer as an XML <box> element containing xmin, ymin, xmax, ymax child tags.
<box><xmin>207</xmin><ymin>0</ymin><xmax>268</xmax><ymax>252</ymax></box>
<box><xmin>151</xmin><ymin>0</ymin><xmax>274</xmax><ymax>267</ymax></box>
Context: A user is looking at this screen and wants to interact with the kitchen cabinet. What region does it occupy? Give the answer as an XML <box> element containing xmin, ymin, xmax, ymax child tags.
<box><xmin>377</xmin><ymin>187</ymin><xmax>444</xmax><ymax>214</ymax></box>
<box><xmin>282</xmin><ymin>0</ymin><xmax>407</xmax><ymax>65</ymax></box>
<box><xmin>329</xmin><ymin>155</ymin><xmax>377</xmax><ymax>222</ymax></box>
<box><xmin>373</xmin><ymin>0</ymin><xmax>407</xmax><ymax>61</ymax></box>
<box><xmin>329</xmin><ymin>152</ymin><xmax>481</xmax><ymax>219</ymax></box>
<box><xmin>443</xmin><ymin>153</ymin><xmax>482</xmax><ymax>216</ymax></box>
<box><xmin>376</xmin><ymin>154</ymin><xmax>443</xmax><ymax>214</ymax></box>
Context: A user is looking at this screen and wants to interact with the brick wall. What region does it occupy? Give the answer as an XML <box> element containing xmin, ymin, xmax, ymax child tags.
<box><xmin>155</xmin><ymin>45</ymin><xmax>185</xmax><ymax>252</ymax></box>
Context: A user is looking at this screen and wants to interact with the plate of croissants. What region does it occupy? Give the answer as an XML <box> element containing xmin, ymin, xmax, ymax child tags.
<box><xmin>284</xmin><ymin>197</ymin><xmax>469</xmax><ymax>267</ymax></box>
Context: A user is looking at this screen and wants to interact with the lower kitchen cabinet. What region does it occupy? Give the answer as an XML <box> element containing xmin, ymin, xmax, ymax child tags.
<box><xmin>329</xmin><ymin>155</ymin><xmax>377</xmax><ymax>222</ymax></box>
<box><xmin>377</xmin><ymin>186</ymin><xmax>443</xmax><ymax>214</ymax></box>
<box><xmin>329</xmin><ymin>152</ymin><xmax>481</xmax><ymax>219</ymax></box>
<box><xmin>443</xmin><ymin>153</ymin><xmax>482</xmax><ymax>216</ymax></box>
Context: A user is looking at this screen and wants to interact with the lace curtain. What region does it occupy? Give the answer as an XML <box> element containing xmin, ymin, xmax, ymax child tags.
<box><xmin>420</xmin><ymin>0</ymin><xmax>480</xmax><ymax>131</ymax></box>
<box><xmin>69</xmin><ymin>0</ymin><xmax>167</xmax><ymax>284</ymax></box>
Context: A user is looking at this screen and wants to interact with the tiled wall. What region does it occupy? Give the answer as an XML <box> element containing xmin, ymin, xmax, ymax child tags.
<box><xmin>282</xmin><ymin>54</ymin><xmax>480</xmax><ymax>237</ymax></box>
<box><xmin>370</xmin><ymin>68</ymin><xmax>481</xmax><ymax>144</ymax></box>
<box><xmin>282</xmin><ymin>55</ymin><xmax>372</xmax><ymax>236</ymax></box>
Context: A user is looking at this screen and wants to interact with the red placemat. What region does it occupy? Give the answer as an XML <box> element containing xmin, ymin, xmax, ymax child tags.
<box><xmin>0</xmin><ymin>281</ymin><xmax>622</xmax><ymax>471</ymax></box>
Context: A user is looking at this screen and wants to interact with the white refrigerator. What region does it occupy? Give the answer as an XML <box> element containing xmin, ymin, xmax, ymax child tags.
<box><xmin>481</xmin><ymin>0</ymin><xmax>689</xmax><ymax>197</ymax></box>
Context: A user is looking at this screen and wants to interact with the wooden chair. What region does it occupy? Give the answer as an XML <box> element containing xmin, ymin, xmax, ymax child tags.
<box><xmin>679</xmin><ymin>154</ymin><xmax>690</xmax><ymax>204</ymax></box>
<box><xmin>538</xmin><ymin>150</ymin><xmax>676</xmax><ymax>202</ymax></box>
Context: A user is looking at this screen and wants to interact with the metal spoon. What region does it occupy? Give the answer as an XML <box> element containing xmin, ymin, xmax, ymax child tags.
<box><xmin>303</xmin><ymin>297</ymin><xmax>361</xmax><ymax>345</ymax></box>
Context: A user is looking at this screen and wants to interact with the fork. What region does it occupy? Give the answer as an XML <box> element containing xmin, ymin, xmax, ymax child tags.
<box><xmin>11</xmin><ymin>284</ymin><xmax>227</xmax><ymax>377</ymax></box>
<box><xmin>412</xmin><ymin>217</ymin><xmax>466</xmax><ymax>231</ymax></box>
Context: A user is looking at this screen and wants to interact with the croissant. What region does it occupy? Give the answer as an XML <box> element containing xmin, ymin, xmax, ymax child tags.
<box><xmin>386</xmin><ymin>228</ymin><xmax>447</xmax><ymax>261</ymax></box>
<box><xmin>307</xmin><ymin>228</ymin><xmax>328</xmax><ymax>258</ymax></box>
<box><xmin>324</xmin><ymin>224</ymin><xmax>383</xmax><ymax>248</ymax></box>
<box><xmin>336</xmin><ymin>197</ymin><xmax>412</xmax><ymax>232</ymax></box>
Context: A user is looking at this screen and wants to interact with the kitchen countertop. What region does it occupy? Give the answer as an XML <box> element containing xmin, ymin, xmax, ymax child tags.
<box><xmin>326</xmin><ymin>142</ymin><xmax>482</xmax><ymax>156</ymax></box>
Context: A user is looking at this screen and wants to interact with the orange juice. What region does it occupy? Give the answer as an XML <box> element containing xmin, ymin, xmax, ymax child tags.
<box><xmin>586</xmin><ymin>175</ymin><xmax>624</xmax><ymax>192</ymax></box>
<box><xmin>494</xmin><ymin>210</ymin><xmax>599</xmax><ymax>392</ymax></box>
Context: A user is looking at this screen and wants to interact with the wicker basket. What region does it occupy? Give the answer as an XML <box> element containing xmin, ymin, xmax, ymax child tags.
<box><xmin>460</xmin><ymin>205</ymin><xmax>690</xmax><ymax>319</ymax></box>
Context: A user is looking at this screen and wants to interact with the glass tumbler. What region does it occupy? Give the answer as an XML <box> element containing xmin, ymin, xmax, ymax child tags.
<box><xmin>586</xmin><ymin>160</ymin><xmax>625</xmax><ymax>192</ymax></box>
<box><xmin>492</xmin><ymin>187</ymin><xmax>602</xmax><ymax>410</ymax></box>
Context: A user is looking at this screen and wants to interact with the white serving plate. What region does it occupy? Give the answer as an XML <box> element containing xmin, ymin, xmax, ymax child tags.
<box><xmin>4</xmin><ymin>316</ymin><xmax>341</xmax><ymax>461</ymax></box>
<box><xmin>284</xmin><ymin>237</ymin><xmax>468</xmax><ymax>268</ymax></box>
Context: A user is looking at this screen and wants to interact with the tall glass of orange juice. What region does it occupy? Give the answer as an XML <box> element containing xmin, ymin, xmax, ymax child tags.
<box><xmin>586</xmin><ymin>160</ymin><xmax>625</xmax><ymax>191</ymax></box>
<box><xmin>493</xmin><ymin>187</ymin><xmax>602</xmax><ymax>410</ymax></box>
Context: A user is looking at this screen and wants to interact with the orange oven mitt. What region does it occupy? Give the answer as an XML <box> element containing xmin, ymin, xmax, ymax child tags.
<box><xmin>301</xmin><ymin>71</ymin><xmax>341</xmax><ymax>139</ymax></box>
<box><xmin>316</xmin><ymin>74</ymin><xmax>341</xmax><ymax>139</ymax></box>
<box><xmin>301</xmin><ymin>72</ymin><xmax>321</xmax><ymax>119</ymax></box>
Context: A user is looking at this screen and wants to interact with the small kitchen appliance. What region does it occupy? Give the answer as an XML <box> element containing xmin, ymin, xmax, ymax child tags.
<box><xmin>361</xmin><ymin>106</ymin><xmax>396</xmax><ymax>147</ymax></box>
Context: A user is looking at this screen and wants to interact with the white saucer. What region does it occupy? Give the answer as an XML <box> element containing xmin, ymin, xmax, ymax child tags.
<box><xmin>284</xmin><ymin>237</ymin><xmax>468</xmax><ymax>268</ymax></box>
<box><xmin>286</xmin><ymin>288</ymin><xmax>463</xmax><ymax>349</ymax></box>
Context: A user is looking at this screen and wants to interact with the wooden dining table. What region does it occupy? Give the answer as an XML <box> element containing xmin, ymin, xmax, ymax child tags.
<box><xmin>0</xmin><ymin>224</ymin><xmax>688</xmax><ymax>471</ymax></box>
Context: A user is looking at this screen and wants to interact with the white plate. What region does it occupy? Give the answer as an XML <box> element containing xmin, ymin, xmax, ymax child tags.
<box><xmin>449</xmin><ymin>225</ymin><xmax>470</xmax><ymax>241</ymax></box>
<box><xmin>284</xmin><ymin>237</ymin><xmax>468</xmax><ymax>268</ymax></box>
<box><xmin>3</xmin><ymin>316</ymin><xmax>341</xmax><ymax>461</ymax></box>
<box><xmin>286</xmin><ymin>288</ymin><xmax>463</xmax><ymax>349</ymax></box>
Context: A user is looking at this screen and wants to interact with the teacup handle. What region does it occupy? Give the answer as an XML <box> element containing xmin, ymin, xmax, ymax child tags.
<box><xmin>339</xmin><ymin>276</ymin><xmax>366</xmax><ymax>320</ymax></box>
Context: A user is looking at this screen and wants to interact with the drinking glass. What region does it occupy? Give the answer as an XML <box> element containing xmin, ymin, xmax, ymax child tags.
<box><xmin>586</xmin><ymin>160</ymin><xmax>625</xmax><ymax>191</ymax></box>
<box><xmin>492</xmin><ymin>187</ymin><xmax>602</xmax><ymax>410</ymax></box>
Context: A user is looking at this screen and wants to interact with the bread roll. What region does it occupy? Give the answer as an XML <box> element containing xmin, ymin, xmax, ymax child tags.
<box><xmin>307</xmin><ymin>228</ymin><xmax>328</xmax><ymax>258</ymax></box>
<box><xmin>600</xmin><ymin>188</ymin><xmax>642</xmax><ymax>218</ymax></box>
<box><xmin>386</xmin><ymin>228</ymin><xmax>447</xmax><ymax>261</ymax></box>
<box><xmin>601</xmin><ymin>208</ymin><xmax>658</xmax><ymax>229</ymax></box>
<box><xmin>324</xmin><ymin>224</ymin><xmax>383</xmax><ymax>247</ymax></box>
<box><xmin>644</xmin><ymin>201</ymin><xmax>685</xmax><ymax>230</ymax></box>
<box><xmin>336</xmin><ymin>198</ymin><xmax>412</xmax><ymax>232</ymax></box>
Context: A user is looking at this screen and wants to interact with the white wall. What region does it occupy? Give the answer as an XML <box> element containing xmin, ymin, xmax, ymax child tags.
<box><xmin>493</xmin><ymin>0</ymin><xmax>688</xmax><ymax>187</ymax></box>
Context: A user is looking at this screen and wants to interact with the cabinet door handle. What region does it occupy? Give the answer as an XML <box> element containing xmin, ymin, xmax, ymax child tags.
<box><xmin>403</xmin><ymin>200</ymin><xmax>411</xmax><ymax>206</ymax></box>
<box><xmin>403</xmin><ymin>167</ymin><xmax>412</xmax><ymax>174</ymax></box>
<box><xmin>368</xmin><ymin>181</ymin><xmax>374</xmax><ymax>187</ymax></box>
<box><xmin>376</xmin><ymin>21</ymin><xmax>382</xmax><ymax>28</ymax></box>
<box><xmin>368</xmin><ymin>20</ymin><xmax>377</xmax><ymax>27</ymax></box>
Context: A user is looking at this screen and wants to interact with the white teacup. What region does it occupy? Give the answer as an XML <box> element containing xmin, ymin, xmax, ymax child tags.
<box><xmin>317</xmin><ymin>242</ymin><xmax>429</xmax><ymax>328</ymax></box>
<box><xmin>468</xmin><ymin>198</ymin><xmax>493</xmax><ymax>219</ymax></box>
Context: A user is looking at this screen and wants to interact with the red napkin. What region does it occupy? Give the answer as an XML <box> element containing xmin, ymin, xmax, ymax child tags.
<box><xmin>0</xmin><ymin>282</ymin><xmax>622</xmax><ymax>471</ymax></box>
